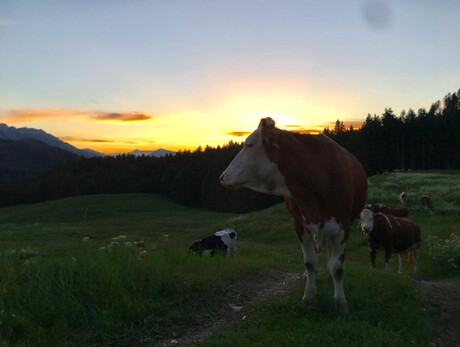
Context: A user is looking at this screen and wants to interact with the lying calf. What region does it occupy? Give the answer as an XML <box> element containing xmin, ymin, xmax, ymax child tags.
<box><xmin>188</xmin><ymin>228</ymin><xmax>238</xmax><ymax>257</ymax></box>
<box><xmin>359</xmin><ymin>209</ymin><xmax>421</xmax><ymax>273</ymax></box>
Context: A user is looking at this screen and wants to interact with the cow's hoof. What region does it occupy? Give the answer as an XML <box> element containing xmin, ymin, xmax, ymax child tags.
<box><xmin>302</xmin><ymin>289</ymin><xmax>317</xmax><ymax>302</ymax></box>
<box><xmin>334</xmin><ymin>300</ymin><xmax>349</xmax><ymax>314</ymax></box>
<box><xmin>302</xmin><ymin>293</ymin><xmax>317</xmax><ymax>304</ymax></box>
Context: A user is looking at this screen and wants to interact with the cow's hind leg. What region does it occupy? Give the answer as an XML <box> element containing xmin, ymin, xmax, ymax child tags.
<box><xmin>301</xmin><ymin>232</ymin><xmax>318</xmax><ymax>302</ymax></box>
<box><xmin>413</xmin><ymin>245</ymin><xmax>419</xmax><ymax>274</ymax></box>
<box><xmin>398</xmin><ymin>254</ymin><xmax>403</xmax><ymax>274</ymax></box>
<box><xmin>328</xmin><ymin>238</ymin><xmax>347</xmax><ymax>312</ymax></box>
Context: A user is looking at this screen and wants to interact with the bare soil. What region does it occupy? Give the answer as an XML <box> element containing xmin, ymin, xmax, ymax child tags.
<box><xmin>155</xmin><ymin>269</ymin><xmax>302</xmax><ymax>346</ymax></box>
<box><xmin>415</xmin><ymin>280</ymin><xmax>460</xmax><ymax>347</ymax></box>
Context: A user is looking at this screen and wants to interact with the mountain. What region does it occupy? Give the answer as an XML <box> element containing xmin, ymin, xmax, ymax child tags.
<box><xmin>0</xmin><ymin>138</ymin><xmax>80</xmax><ymax>184</ymax></box>
<box><xmin>107</xmin><ymin>149</ymin><xmax>176</xmax><ymax>157</ymax></box>
<box><xmin>0</xmin><ymin>123</ymin><xmax>104</xmax><ymax>158</ymax></box>
<box><xmin>129</xmin><ymin>149</ymin><xmax>176</xmax><ymax>157</ymax></box>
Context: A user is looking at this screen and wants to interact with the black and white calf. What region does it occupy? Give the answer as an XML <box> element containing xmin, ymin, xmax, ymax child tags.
<box><xmin>188</xmin><ymin>229</ymin><xmax>238</xmax><ymax>256</ymax></box>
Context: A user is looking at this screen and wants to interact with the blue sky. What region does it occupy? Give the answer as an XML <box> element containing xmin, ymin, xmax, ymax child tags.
<box><xmin>1</xmin><ymin>1</ymin><xmax>459</xmax><ymax>152</ymax></box>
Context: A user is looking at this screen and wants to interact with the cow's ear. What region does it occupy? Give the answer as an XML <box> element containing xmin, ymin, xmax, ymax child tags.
<box><xmin>259</xmin><ymin>117</ymin><xmax>279</xmax><ymax>148</ymax></box>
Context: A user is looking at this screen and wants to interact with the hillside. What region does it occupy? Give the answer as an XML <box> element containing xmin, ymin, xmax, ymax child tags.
<box><xmin>0</xmin><ymin>172</ymin><xmax>458</xmax><ymax>345</ymax></box>
<box><xmin>0</xmin><ymin>138</ymin><xmax>80</xmax><ymax>184</ymax></box>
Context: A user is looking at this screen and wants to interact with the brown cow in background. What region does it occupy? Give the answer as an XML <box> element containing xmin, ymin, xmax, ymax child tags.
<box><xmin>359</xmin><ymin>209</ymin><xmax>421</xmax><ymax>274</ymax></box>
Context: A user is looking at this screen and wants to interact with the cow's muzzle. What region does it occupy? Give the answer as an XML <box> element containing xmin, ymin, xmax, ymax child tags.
<box><xmin>219</xmin><ymin>173</ymin><xmax>241</xmax><ymax>190</ymax></box>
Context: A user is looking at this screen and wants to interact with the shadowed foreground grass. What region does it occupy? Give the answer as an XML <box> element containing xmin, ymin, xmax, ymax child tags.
<box><xmin>0</xmin><ymin>172</ymin><xmax>458</xmax><ymax>345</ymax></box>
<box><xmin>0</xmin><ymin>245</ymin><xmax>292</xmax><ymax>345</ymax></box>
<box><xmin>202</xmin><ymin>263</ymin><xmax>433</xmax><ymax>346</ymax></box>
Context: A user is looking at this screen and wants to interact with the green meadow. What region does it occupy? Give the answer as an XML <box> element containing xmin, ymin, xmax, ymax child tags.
<box><xmin>0</xmin><ymin>172</ymin><xmax>458</xmax><ymax>346</ymax></box>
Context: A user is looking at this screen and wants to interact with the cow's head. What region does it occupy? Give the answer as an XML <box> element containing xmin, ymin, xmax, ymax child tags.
<box><xmin>219</xmin><ymin>118</ymin><xmax>290</xmax><ymax>196</ymax></box>
<box><xmin>359</xmin><ymin>209</ymin><xmax>374</xmax><ymax>237</ymax></box>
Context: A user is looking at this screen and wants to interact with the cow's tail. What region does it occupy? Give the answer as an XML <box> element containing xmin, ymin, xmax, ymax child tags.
<box><xmin>408</xmin><ymin>250</ymin><xmax>414</xmax><ymax>264</ymax></box>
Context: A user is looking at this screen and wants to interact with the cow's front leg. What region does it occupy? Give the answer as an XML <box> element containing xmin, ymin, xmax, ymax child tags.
<box><xmin>370</xmin><ymin>250</ymin><xmax>377</xmax><ymax>269</ymax></box>
<box><xmin>328</xmin><ymin>237</ymin><xmax>347</xmax><ymax>312</ymax></box>
<box><xmin>301</xmin><ymin>232</ymin><xmax>317</xmax><ymax>302</ymax></box>
<box><xmin>412</xmin><ymin>247</ymin><xmax>419</xmax><ymax>274</ymax></box>
<box><xmin>384</xmin><ymin>247</ymin><xmax>392</xmax><ymax>272</ymax></box>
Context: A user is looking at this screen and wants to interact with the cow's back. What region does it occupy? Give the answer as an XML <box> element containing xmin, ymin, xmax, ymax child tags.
<box><xmin>269</xmin><ymin>130</ymin><xmax>367</xmax><ymax>227</ymax></box>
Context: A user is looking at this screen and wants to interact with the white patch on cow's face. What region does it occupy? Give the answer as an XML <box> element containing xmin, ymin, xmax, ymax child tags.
<box><xmin>220</xmin><ymin>123</ymin><xmax>292</xmax><ymax>197</ymax></box>
<box><xmin>359</xmin><ymin>209</ymin><xmax>374</xmax><ymax>236</ymax></box>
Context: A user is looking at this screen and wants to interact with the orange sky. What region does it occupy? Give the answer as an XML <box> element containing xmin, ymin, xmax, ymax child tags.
<box><xmin>1</xmin><ymin>2</ymin><xmax>458</xmax><ymax>154</ymax></box>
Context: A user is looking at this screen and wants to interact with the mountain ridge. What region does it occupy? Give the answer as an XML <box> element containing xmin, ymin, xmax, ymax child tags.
<box><xmin>0</xmin><ymin>123</ymin><xmax>104</xmax><ymax>158</ymax></box>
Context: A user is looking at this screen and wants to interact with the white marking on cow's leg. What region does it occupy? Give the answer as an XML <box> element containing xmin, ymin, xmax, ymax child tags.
<box><xmin>301</xmin><ymin>232</ymin><xmax>317</xmax><ymax>302</ymax></box>
<box><xmin>385</xmin><ymin>261</ymin><xmax>390</xmax><ymax>272</ymax></box>
<box><xmin>326</xmin><ymin>224</ymin><xmax>347</xmax><ymax>312</ymax></box>
<box><xmin>328</xmin><ymin>243</ymin><xmax>347</xmax><ymax>311</ymax></box>
<box><xmin>398</xmin><ymin>254</ymin><xmax>403</xmax><ymax>274</ymax></box>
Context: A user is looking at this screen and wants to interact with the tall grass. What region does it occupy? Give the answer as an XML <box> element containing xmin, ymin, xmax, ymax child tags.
<box><xmin>0</xmin><ymin>172</ymin><xmax>458</xmax><ymax>344</ymax></box>
<box><xmin>0</xmin><ymin>244</ymin><xmax>292</xmax><ymax>345</ymax></box>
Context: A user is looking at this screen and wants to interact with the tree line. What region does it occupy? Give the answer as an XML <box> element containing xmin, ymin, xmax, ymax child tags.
<box><xmin>324</xmin><ymin>90</ymin><xmax>460</xmax><ymax>174</ymax></box>
<box><xmin>0</xmin><ymin>142</ymin><xmax>282</xmax><ymax>213</ymax></box>
<box><xmin>0</xmin><ymin>89</ymin><xmax>458</xmax><ymax>212</ymax></box>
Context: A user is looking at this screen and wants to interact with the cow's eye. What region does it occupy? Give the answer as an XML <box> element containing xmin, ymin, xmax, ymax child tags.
<box><xmin>245</xmin><ymin>143</ymin><xmax>253</xmax><ymax>148</ymax></box>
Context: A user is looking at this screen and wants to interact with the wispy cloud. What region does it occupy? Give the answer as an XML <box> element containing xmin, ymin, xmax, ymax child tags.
<box><xmin>227</xmin><ymin>131</ymin><xmax>252</xmax><ymax>137</ymax></box>
<box><xmin>91</xmin><ymin>112</ymin><xmax>152</xmax><ymax>122</ymax></box>
<box><xmin>61</xmin><ymin>136</ymin><xmax>140</xmax><ymax>145</ymax></box>
<box><xmin>1</xmin><ymin>109</ymin><xmax>153</xmax><ymax>123</ymax></box>
<box><xmin>1</xmin><ymin>109</ymin><xmax>83</xmax><ymax>123</ymax></box>
<box><xmin>0</xmin><ymin>19</ymin><xmax>15</xmax><ymax>26</ymax></box>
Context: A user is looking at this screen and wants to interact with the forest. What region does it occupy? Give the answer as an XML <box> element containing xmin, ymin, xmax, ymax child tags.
<box><xmin>0</xmin><ymin>89</ymin><xmax>458</xmax><ymax>213</ymax></box>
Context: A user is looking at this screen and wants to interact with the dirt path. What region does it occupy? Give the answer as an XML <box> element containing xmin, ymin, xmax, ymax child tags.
<box><xmin>155</xmin><ymin>269</ymin><xmax>302</xmax><ymax>346</ymax></box>
<box><xmin>415</xmin><ymin>280</ymin><xmax>460</xmax><ymax>347</ymax></box>
<box><xmin>155</xmin><ymin>272</ymin><xmax>460</xmax><ymax>346</ymax></box>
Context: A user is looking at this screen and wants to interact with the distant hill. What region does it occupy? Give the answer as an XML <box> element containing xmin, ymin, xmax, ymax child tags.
<box><xmin>0</xmin><ymin>123</ymin><xmax>104</xmax><ymax>158</ymax></box>
<box><xmin>0</xmin><ymin>139</ymin><xmax>80</xmax><ymax>184</ymax></box>
<box><xmin>108</xmin><ymin>149</ymin><xmax>176</xmax><ymax>157</ymax></box>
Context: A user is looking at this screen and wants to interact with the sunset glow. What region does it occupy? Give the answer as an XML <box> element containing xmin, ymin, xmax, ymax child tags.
<box><xmin>1</xmin><ymin>1</ymin><xmax>458</xmax><ymax>154</ymax></box>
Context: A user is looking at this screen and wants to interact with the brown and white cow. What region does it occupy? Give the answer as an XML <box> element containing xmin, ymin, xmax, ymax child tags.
<box><xmin>359</xmin><ymin>209</ymin><xmax>421</xmax><ymax>273</ymax></box>
<box><xmin>220</xmin><ymin>117</ymin><xmax>368</xmax><ymax>311</ymax></box>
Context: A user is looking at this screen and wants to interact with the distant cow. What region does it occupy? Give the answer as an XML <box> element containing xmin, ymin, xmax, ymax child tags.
<box><xmin>399</xmin><ymin>192</ymin><xmax>408</xmax><ymax>206</ymax></box>
<box><xmin>421</xmin><ymin>195</ymin><xmax>431</xmax><ymax>209</ymax></box>
<box><xmin>359</xmin><ymin>209</ymin><xmax>421</xmax><ymax>273</ymax></box>
<box><xmin>220</xmin><ymin>117</ymin><xmax>367</xmax><ymax>311</ymax></box>
<box><xmin>188</xmin><ymin>229</ymin><xmax>238</xmax><ymax>257</ymax></box>
<box><xmin>364</xmin><ymin>203</ymin><xmax>409</xmax><ymax>218</ymax></box>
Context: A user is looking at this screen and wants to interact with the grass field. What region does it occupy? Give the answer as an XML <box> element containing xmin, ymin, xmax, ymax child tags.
<box><xmin>0</xmin><ymin>171</ymin><xmax>458</xmax><ymax>345</ymax></box>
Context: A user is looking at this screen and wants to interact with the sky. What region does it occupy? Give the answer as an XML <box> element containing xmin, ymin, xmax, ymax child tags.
<box><xmin>1</xmin><ymin>1</ymin><xmax>459</xmax><ymax>153</ymax></box>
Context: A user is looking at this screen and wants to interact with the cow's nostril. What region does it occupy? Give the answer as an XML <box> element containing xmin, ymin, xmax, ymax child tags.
<box><xmin>219</xmin><ymin>173</ymin><xmax>224</xmax><ymax>183</ymax></box>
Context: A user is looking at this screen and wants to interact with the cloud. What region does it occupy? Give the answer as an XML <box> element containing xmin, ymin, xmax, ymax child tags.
<box><xmin>61</xmin><ymin>136</ymin><xmax>139</xmax><ymax>145</ymax></box>
<box><xmin>0</xmin><ymin>19</ymin><xmax>15</xmax><ymax>26</ymax></box>
<box><xmin>92</xmin><ymin>112</ymin><xmax>152</xmax><ymax>122</ymax></box>
<box><xmin>227</xmin><ymin>131</ymin><xmax>252</xmax><ymax>137</ymax></box>
<box><xmin>1</xmin><ymin>109</ymin><xmax>83</xmax><ymax>123</ymax></box>
<box><xmin>1</xmin><ymin>109</ymin><xmax>153</xmax><ymax>123</ymax></box>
